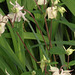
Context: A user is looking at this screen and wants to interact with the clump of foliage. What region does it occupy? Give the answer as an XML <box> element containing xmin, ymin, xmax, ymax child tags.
<box><xmin>0</xmin><ymin>0</ymin><xmax>75</xmax><ymax>75</ymax></box>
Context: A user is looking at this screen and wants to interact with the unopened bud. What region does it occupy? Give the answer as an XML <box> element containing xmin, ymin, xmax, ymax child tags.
<box><xmin>66</xmin><ymin>48</ymin><xmax>75</xmax><ymax>55</ymax></box>
<box><xmin>31</xmin><ymin>70</ymin><xmax>36</xmax><ymax>75</ymax></box>
<box><xmin>58</xmin><ymin>7</ymin><xmax>66</xmax><ymax>17</ymax></box>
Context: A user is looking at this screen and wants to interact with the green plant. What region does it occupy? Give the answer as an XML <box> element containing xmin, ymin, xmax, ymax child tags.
<box><xmin>0</xmin><ymin>0</ymin><xmax>75</xmax><ymax>75</ymax></box>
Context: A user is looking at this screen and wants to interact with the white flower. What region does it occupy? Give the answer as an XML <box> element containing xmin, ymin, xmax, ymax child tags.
<box><xmin>61</xmin><ymin>69</ymin><xmax>72</xmax><ymax>75</ymax></box>
<box><xmin>45</xmin><ymin>6</ymin><xmax>57</xmax><ymax>19</ymax></box>
<box><xmin>8</xmin><ymin>1</ymin><xmax>27</xmax><ymax>22</ymax></box>
<box><xmin>51</xmin><ymin>0</ymin><xmax>60</xmax><ymax>5</ymax></box>
<box><xmin>0</xmin><ymin>14</ymin><xmax>8</xmax><ymax>36</ymax></box>
<box><xmin>49</xmin><ymin>66</ymin><xmax>72</xmax><ymax>75</ymax></box>
<box><xmin>49</xmin><ymin>65</ymin><xmax>59</xmax><ymax>72</ymax></box>
<box><xmin>37</xmin><ymin>0</ymin><xmax>47</xmax><ymax>5</ymax></box>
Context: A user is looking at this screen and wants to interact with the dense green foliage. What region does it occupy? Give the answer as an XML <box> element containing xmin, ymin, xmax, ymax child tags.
<box><xmin>0</xmin><ymin>0</ymin><xmax>75</xmax><ymax>75</ymax></box>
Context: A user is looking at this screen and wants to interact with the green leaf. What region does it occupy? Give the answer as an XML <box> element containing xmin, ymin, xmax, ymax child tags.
<box><xmin>55</xmin><ymin>27</ymin><xmax>66</xmax><ymax>69</ymax></box>
<box><xmin>22</xmin><ymin>0</ymin><xmax>36</xmax><ymax>10</ymax></box>
<box><xmin>49</xmin><ymin>47</ymin><xmax>66</xmax><ymax>54</ymax></box>
<box><xmin>51</xmin><ymin>13</ymin><xmax>60</xmax><ymax>40</ymax></box>
<box><xmin>50</xmin><ymin>62</ymin><xmax>58</xmax><ymax>65</ymax></box>
<box><xmin>61</xmin><ymin>0</ymin><xmax>75</xmax><ymax>16</ymax></box>
<box><xmin>3</xmin><ymin>33</ymin><xmax>75</xmax><ymax>46</ymax></box>
<box><xmin>21</xmin><ymin>69</ymin><xmax>45</xmax><ymax>75</ymax></box>
<box><xmin>69</xmin><ymin>60</ymin><xmax>75</xmax><ymax>67</ymax></box>
<box><xmin>61</xmin><ymin>17</ymin><xmax>75</xmax><ymax>31</ymax></box>
<box><xmin>0</xmin><ymin>36</ymin><xmax>25</xmax><ymax>71</ymax></box>
<box><xmin>0</xmin><ymin>0</ymin><xmax>5</xmax><ymax>3</ymax></box>
<box><xmin>51</xmin><ymin>18</ymin><xmax>75</xmax><ymax>32</ymax></box>
<box><xmin>21</xmin><ymin>72</ymin><xmax>31</xmax><ymax>75</ymax></box>
<box><xmin>15</xmin><ymin>21</ymin><xmax>26</xmax><ymax>69</ymax></box>
<box><xmin>0</xmin><ymin>57</ymin><xmax>14</xmax><ymax>75</ymax></box>
<box><xmin>25</xmin><ymin>40</ymin><xmax>37</xmax><ymax>70</ymax></box>
<box><xmin>0</xmin><ymin>47</ymin><xmax>19</xmax><ymax>75</ymax></box>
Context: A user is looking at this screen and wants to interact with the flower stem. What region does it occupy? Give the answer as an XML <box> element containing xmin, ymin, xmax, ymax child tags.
<box><xmin>44</xmin><ymin>0</ymin><xmax>45</xmax><ymax>9</ymax></box>
<box><xmin>53</xmin><ymin>54</ymin><xmax>57</xmax><ymax>67</ymax></box>
<box><xmin>45</xmin><ymin>18</ymin><xmax>50</xmax><ymax>50</ymax></box>
<box><xmin>16</xmin><ymin>32</ymin><xmax>38</xmax><ymax>63</ymax></box>
<box><xmin>34</xmin><ymin>0</ymin><xmax>42</xmax><ymax>13</ymax></box>
<box><xmin>45</xmin><ymin>65</ymin><xmax>49</xmax><ymax>75</ymax></box>
<box><xmin>24</xmin><ymin>9</ymin><xmax>49</xmax><ymax>51</ymax></box>
<box><xmin>7</xmin><ymin>15</ymin><xmax>14</xmax><ymax>28</ymax></box>
<box><xmin>45</xmin><ymin>65</ymin><xmax>47</xmax><ymax>75</ymax></box>
<box><xmin>67</xmin><ymin>55</ymin><xmax>69</xmax><ymax>69</ymax></box>
<box><xmin>27</xmin><ymin>21</ymin><xmax>49</xmax><ymax>60</ymax></box>
<box><xmin>49</xmin><ymin>19</ymin><xmax>52</xmax><ymax>50</ymax></box>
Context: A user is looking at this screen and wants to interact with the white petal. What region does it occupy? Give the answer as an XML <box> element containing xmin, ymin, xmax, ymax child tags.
<box><xmin>0</xmin><ymin>14</ymin><xmax>3</xmax><ymax>21</ymax></box>
<box><xmin>61</xmin><ymin>69</ymin><xmax>72</xmax><ymax>75</ymax></box>
<box><xmin>7</xmin><ymin>13</ymin><xmax>15</xmax><ymax>22</ymax></box>
<box><xmin>10</xmin><ymin>1</ymin><xmax>15</xmax><ymax>6</ymax></box>
<box><xmin>61</xmin><ymin>73</ymin><xmax>71</xmax><ymax>75</ymax></box>
<box><xmin>9</xmin><ymin>1</ymin><xmax>27</xmax><ymax>22</ymax></box>
<box><xmin>49</xmin><ymin>66</ymin><xmax>59</xmax><ymax>72</ymax></box>
<box><xmin>46</xmin><ymin>6</ymin><xmax>57</xmax><ymax>19</ymax></box>
<box><xmin>37</xmin><ymin>0</ymin><xmax>47</xmax><ymax>5</ymax></box>
<box><xmin>53</xmin><ymin>71</ymin><xmax>60</xmax><ymax>75</ymax></box>
<box><xmin>51</xmin><ymin>0</ymin><xmax>60</xmax><ymax>5</ymax></box>
<box><xmin>63</xmin><ymin>70</ymin><xmax>73</xmax><ymax>73</ymax></box>
<box><xmin>3</xmin><ymin>16</ymin><xmax>8</xmax><ymax>23</ymax></box>
<box><xmin>16</xmin><ymin>12</ymin><xmax>21</xmax><ymax>22</ymax></box>
<box><xmin>15</xmin><ymin>1</ymin><xmax>24</xmax><ymax>10</ymax></box>
<box><xmin>0</xmin><ymin>23</ymin><xmax>5</xmax><ymax>35</ymax></box>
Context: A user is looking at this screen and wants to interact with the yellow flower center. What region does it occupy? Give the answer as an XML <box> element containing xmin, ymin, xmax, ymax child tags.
<box><xmin>12</xmin><ymin>7</ymin><xmax>19</xmax><ymax>13</ymax></box>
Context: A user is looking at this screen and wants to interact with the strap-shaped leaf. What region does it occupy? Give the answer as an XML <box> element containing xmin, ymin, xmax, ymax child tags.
<box><xmin>49</xmin><ymin>47</ymin><xmax>66</xmax><ymax>54</ymax></box>
<box><xmin>61</xmin><ymin>0</ymin><xmax>75</xmax><ymax>16</ymax></box>
<box><xmin>22</xmin><ymin>0</ymin><xmax>36</xmax><ymax>10</ymax></box>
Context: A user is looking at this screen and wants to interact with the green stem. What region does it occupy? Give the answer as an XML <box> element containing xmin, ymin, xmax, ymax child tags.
<box><xmin>27</xmin><ymin>21</ymin><xmax>49</xmax><ymax>60</ymax></box>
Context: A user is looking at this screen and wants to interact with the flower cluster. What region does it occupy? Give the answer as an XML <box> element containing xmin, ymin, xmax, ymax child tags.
<box><xmin>45</xmin><ymin>0</ymin><xmax>66</xmax><ymax>19</ymax></box>
<box><xmin>0</xmin><ymin>0</ymin><xmax>66</xmax><ymax>36</ymax></box>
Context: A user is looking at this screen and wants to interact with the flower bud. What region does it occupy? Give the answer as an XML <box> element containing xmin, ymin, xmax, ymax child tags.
<box><xmin>58</xmin><ymin>7</ymin><xmax>66</xmax><ymax>17</ymax></box>
<box><xmin>37</xmin><ymin>55</ymin><xmax>50</xmax><ymax>72</ymax></box>
<box><xmin>31</xmin><ymin>70</ymin><xmax>36</xmax><ymax>75</ymax></box>
<box><xmin>63</xmin><ymin>46</ymin><xmax>75</xmax><ymax>56</ymax></box>
<box><xmin>66</xmin><ymin>48</ymin><xmax>75</xmax><ymax>56</ymax></box>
